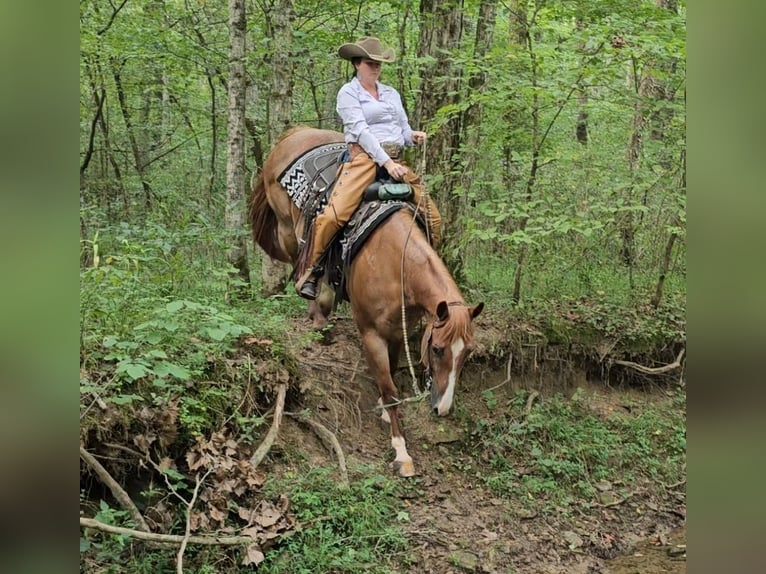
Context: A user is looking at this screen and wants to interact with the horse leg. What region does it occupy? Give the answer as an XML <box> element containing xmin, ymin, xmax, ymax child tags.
<box><xmin>361</xmin><ymin>331</ymin><xmax>415</xmax><ymax>477</ymax></box>
<box><xmin>307</xmin><ymin>281</ymin><xmax>335</xmax><ymax>336</ymax></box>
<box><xmin>377</xmin><ymin>340</ymin><xmax>401</xmax><ymax>425</ymax></box>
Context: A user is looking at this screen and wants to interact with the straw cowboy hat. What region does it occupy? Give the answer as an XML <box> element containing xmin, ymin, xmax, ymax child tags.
<box><xmin>337</xmin><ymin>37</ymin><xmax>396</xmax><ymax>62</ymax></box>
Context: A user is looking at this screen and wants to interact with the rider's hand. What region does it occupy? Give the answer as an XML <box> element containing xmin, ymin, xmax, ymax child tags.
<box><xmin>384</xmin><ymin>160</ymin><xmax>407</xmax><ymax>181</ymax></box>
<box><xmin>412</xmin><ymin>131</ymin><xmax>427</xmax><ymax>144</ymax></box>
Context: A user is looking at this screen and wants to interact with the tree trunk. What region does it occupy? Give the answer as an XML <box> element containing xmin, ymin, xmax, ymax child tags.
<box><xmin>511</xmin><ymin>2</ymin><xmax>541</xmax><ymax>305</ymax></box>
<box><xmin>267</xmin><ymin>0</ymin><xmax>294</xmax><ymax>144</ymax></box>
<box><xmin>458</xmin><ymin>0</ymin><xmax>498</xmax><ymax>198</ymax></box>
<box><xmin>111</xmin><ymin>59</ymin><xmax>153</xmax><ymax>210</ymax></box>
<box><xmin>621</xmin><ymin>55</ymin><xmax>651</xmax><ymax>277</ymax></box>
<box><xmin>225</xmin><ymin>0</ymin><xmax>251</xmax><ymax>294</ymax></box>
<box><xmin>575</xmin><ymin>16</ymin><xmax>589</xmax><ymax>145</ymax></box>
<box><xmin>651</xmin><ymin>147</ymin><xmax>684</xmax><ymax>308</ymax></box>
<box><xmin>416</xmin><ymin>0</ymin><xmax>465</xmax><ymax>276</ymax></box>
<box><xmin>260</xmin><ymin>0</ymin><xmax>295</xmax><ymax>296</ymax></box>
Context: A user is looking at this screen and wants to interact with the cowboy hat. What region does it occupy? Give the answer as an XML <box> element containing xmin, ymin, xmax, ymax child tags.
<box><xmin>337</xmin><ymin>37</ymin><xmax>396</xmax><ymax>62</ymax></box>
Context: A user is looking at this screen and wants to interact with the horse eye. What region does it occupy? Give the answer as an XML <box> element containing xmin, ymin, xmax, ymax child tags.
<box><xmin>432</xmin><ymin>346</ymin><xmax>444</xmax><ymax>358</ymax></box>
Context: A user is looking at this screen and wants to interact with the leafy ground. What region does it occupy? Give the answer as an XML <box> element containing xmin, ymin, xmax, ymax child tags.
<box><xmin>80</xmin><ymin>304</ymin><xmax>686</xmax><ymax>574</ymax></box>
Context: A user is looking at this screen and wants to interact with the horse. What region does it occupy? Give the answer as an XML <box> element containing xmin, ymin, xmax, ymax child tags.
<box><xmin>249</xmin><ymin>126</ymin><xmax>483</xmax><ymax>476</ymax></box>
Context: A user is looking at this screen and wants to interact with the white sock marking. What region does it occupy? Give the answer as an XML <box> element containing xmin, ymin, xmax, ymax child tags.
<box><xmin>391</xmin><ymin>436</ymin><xmax>411</xmax><ymax>463</ymax></box>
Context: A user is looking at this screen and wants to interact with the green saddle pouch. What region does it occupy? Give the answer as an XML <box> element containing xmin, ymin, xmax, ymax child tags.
<box><xmin>377</xmin><ymin>183</ymin><xmax>413</xmax><ymax>201</ymax></box>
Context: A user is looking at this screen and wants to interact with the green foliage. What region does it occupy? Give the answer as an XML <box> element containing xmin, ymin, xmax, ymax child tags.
<box><xmin>81</xmin><ymin>500</ymin><xmax>176</xmax><ymax>573</ymax></box>
<box><xmin>79</xmin><ymin>216</ymin><xmax>311</xmax><ymax>439</ymax></box>
<box><xmin>469</xmin><ymin>388</ymin><xmax>686</xmax><ymax>513</ymax></box>
<box><xmin>261</xmin><ymin>467</ymin><xmax>410</xmax><ymax>574</ymax></box>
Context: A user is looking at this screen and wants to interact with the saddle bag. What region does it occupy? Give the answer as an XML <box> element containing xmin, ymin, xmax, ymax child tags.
<box><xmin>363</xmin><ymin>181</ymin><xmax>413</xmax><ymax>202</ymax></box>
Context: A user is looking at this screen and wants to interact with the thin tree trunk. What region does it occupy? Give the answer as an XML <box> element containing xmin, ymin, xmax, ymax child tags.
<box><xmin>111</xmin><ymin>59</ymin><xmax>153</xmax><ymax>210</ymax></box>
<box><xmin>225</xmin><ymin>0</ymin><xmax>251</xmax><ymax>293</ymax></box>
<box><xmin>80</xmin><ymin>80</ymin><xmax>104</xmax><ymax>187</ymax></box>
<box><xmin>191</xmin><ymin>22</ymin><xmax>223</xmax><ymax>205</ymax></box>
<box><xmin>575</xmin><ymin>16</ymin><xmax>589</xmax><ymax>145</ymax></box>
<box><xmin>395</xmin><ymin>3</ymin><xmax>412</xmax><ymax>115</ymax></box>
<box><xmin>87</xmin><ymin>58</ymin><xmax>127</xmax><ymax>218</ymax></box>
<box><xmin>651</xmin><ymin>148</ymin><xmax>684</xmax><ymax>308</ymax></box>
<box><xmin>207</xmin><ymin>74</ymin><xmax>218</xmax><ymax>206</ymax></box>
<box><xmin>511</xmin><ymin>2</ymin><xmax>541</xmax><ymax>305</ymax></box>
<box><xmin>622</xmin><ymin>55</ymin><xmax>651</xmax><ymax>278</ymax></box>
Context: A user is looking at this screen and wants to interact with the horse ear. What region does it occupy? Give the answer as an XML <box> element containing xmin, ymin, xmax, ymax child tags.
<box><xmin>470</xmin><ymin>302</ymin><xmax>484</xmax><ymax>319</ymax></box>
<box><xmin>435</xmin><ymin>301</ymin><xmax>450</xmax><ymax>325</ymax></box>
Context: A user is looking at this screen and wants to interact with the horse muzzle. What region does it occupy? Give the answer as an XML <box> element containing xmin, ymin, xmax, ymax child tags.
<box><xmin>430</xmin><ymin>384</ymin><xmax>453</xmax><ymax>416</ymax></box>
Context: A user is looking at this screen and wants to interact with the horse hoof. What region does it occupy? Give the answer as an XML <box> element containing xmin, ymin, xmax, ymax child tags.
<box><xmin>394</xmin><ymin>460</ymin><xmax>416</xmax><ymax>477</ymax></box>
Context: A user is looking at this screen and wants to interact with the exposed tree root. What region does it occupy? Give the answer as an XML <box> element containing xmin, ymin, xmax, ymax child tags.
<box><xmin>250</xmin><ymin>383</ymin><xmax>287</xmax><ymax>468</ymax></box>
<box><xmin>613</xmin><ymin>348</ymin><xmax>685</xmax><ymax>375</ymax></box>
<box><xmin>80</xmin><ymin>517</ymin><xmax>255</xmax><ymax>546</ymax></box>
<box><xmin>286</xmin><ymin>411</ymin><xmax>349</xmax><ymax>488</ymax></box>
<box><xmin>80</xmin><ymin>444</ymin><xmax>151</xmax><ymax>533</ymax></box>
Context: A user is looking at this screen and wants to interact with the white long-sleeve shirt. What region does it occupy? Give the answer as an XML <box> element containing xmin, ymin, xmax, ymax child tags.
<box><xmin>336</xmin><ymin>76</ymin><xmax>414</xmax><ymax>166</ymax></box>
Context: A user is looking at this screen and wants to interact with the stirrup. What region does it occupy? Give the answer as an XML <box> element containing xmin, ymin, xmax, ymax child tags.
<box><xmin>297</xmin><ymin>277</ymin><xmax>318</xmax><ymax>300</ymax></box>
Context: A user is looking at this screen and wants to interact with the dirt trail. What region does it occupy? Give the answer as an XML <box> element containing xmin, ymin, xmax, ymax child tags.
<box><xmin>282</xmin><ymin>314</ymin><xmax>686</xmax><ymax>573</ymax></box>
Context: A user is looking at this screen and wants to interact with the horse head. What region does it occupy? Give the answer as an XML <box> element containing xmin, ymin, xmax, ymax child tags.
<box><xmin>421</xmin><ymin>300</ymin><xmax>484</xmax><ymax>416</ymax></box>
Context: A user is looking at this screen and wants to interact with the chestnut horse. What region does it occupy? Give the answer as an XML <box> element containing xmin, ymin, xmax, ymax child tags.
<box><xmin>249</xmin><ymin>126</ymin><xmax>483</xmax><ymax>476</ymax></box>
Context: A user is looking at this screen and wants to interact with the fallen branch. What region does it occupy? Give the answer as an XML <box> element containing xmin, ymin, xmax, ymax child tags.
<box><xmin>80</xmin><ymin>445</ymin><xmax>151</xmax><ymax>533</ymax></box>
<box><xmin>250</xmin><ymin>383</ymin><xmax>287</xmax><ymax>468</ymax></box>
<box><xmin>613</xmin><ymin>348</ymin><xmax>685</xmax><ymax>375</ymax></box>
<box><xmin>286</xmin><ymin>412</ymin><xmax>349</xmax><ymax>488</ymax></box>
<box><xmin>592</xmin><ymin>490</ymin><xmax>639</xmax><ymax>508</ymax></box>
<box><xmin>662</xmin><ymin>478</ymin><xmax>687</xmax><ymax>490</ymax></box>
<box><xmin>177</xmin><ymin>469</ymin><xmax>212</xmax><ymax>574</ymax></box>
<box><xmin>80</xmin><ymin>517</ymin><xmax>254</xmax><ymax>546</ymax></box>
<box><xmin>524</xmin><ymin>390</ymin><xmax>539</xmax><ymax>418</ymax></box>
<box><xmin>484</xmin><ymin>352</ymin><xmax>513</xmax><ymax>393</ymax></box>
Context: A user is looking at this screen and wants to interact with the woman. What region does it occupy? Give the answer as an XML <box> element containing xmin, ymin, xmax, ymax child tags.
<box><xmin>296</xmin><ymin>37</ymin><xmax>442</xmax><ymax>300</ymax></box>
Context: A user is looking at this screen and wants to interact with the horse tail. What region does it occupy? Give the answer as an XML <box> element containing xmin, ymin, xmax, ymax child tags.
<box><xmin>248</xmin><ymin>170</ymin><xmax>290</xmax><ymax>263</ymax></box>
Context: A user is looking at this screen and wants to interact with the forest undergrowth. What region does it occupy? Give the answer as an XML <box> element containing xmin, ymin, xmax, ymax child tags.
<box><xmin>79</xmin><ymin>218</ymin><xmax>685</xmax><ymax>573</ymax></box>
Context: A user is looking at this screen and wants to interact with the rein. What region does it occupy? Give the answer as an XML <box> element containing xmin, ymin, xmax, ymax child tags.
<box><xmin>400</xmin><ymin>138</ymin><xmax>431</xmax><ymax>398</ymax></box>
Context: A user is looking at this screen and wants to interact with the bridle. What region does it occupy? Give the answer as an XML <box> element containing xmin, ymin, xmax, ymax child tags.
<box><xmin>421</xmin><ymin>301</ymin><xmax>467</xmax><ymax>391</ymax></box>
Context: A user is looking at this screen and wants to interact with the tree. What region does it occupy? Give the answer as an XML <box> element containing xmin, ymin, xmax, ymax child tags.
<box><xmin>225</xmin><ymin>0</ymin><xmax>251</xmax><ymax>293</ymax></box>
<box><xmin>257</xmin><ymin>0</ymin><xmax>296</xmax><ymax>296</ymax></box>
<box><xmin>416</xmin><ymin>0</ymin><xmax>466</xmax><ymax>274</ymax></box>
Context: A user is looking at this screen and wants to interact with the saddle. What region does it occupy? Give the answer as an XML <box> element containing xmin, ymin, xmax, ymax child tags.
<box><xmin>278</xmin><ymin>142</ymin><xmax>423</xmax><ymax>298</ymax></box>
<box><xmin>325</xmin><ymin>201</ymin><xmax>422</xmax><ymax>302</ymax></box>
<box><xmin>278</xmin><ymin>142</ymin><xmax>414</xmax><ymax>211</ymax></box>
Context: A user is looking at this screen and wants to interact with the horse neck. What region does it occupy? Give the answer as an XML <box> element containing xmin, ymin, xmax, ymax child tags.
<box><xmin>406</xmin><ymin>244</ymin><xmax>464</xmax><ymax>316</ymax></box>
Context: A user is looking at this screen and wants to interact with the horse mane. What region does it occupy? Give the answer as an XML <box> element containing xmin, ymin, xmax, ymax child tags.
<box><xmin>442</xmin><ymin>306</ymin><xmax>475</xmax><ymax>343</ymax></box>
<box><xmin>248</xmin><ymin>170</ymin><xmax>290</xmax><ymax>263</ymax></box>
<box><xmin>420</xmin><ymin>303</ymin><xmax>474</xmax><ymax>364</ymax></box>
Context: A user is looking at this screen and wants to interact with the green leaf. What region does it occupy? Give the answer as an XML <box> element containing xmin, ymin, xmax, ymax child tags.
<box><xmin>166</xmin><ymin>300</ymin><xmax>185</xmax><ymax>312</ymax></box>
<box><xmin>145</xmin><ymin>349</ymin><xmax>168</xmax><ymax>359</ymax></box>
<box><xmin>153</xmin><ymin>361</ymin><xmax>191</xmax><ymax>381</ymax></box>
<box><xmin>109</xmin><ymin>394</ymin><xmax>144</xmax><ymax>405</ymax></box>
<box><xmin>206</xmin><ymin>327</ymin><xmax>228</xmax><ymax>341</ymax></box>
<box><xmin>116</xmin><ymin>361</ymin><xmax>150</xmax><ymax>381</ymax></box>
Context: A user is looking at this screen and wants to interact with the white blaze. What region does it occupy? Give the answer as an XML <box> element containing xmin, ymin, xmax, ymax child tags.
<box><xmin>436</xmin><ymin>338</ymin><xmax>464</xmax><ymax>415</ymax></box>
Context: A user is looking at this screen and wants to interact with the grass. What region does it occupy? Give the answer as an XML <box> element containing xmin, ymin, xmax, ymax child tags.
<box><xmin>81</xmin><ymin>465</ymin><xmax>412</xmax><ymax>574</ymax></box>
<box><xmin>466</xmin><ymin>387</ymin><xmax>686</xmax><ymax>514</ymax></box>
<box><xmin>260</xmin><ymin>466</ymin><xmax>411</xmax><ymax>574</ymax></box>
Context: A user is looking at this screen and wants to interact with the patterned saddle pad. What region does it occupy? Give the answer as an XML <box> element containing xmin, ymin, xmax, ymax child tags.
<box><xmin>277</xmin><ymin>142</ymin><xmax>347</xmax><ymax>210</ymax></box>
